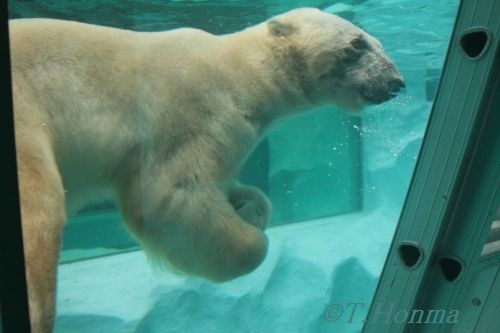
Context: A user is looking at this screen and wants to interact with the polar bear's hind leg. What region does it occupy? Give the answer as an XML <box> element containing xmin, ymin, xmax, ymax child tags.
<box><xmin>16</xmin><ymin>131</ymin><xmax>66</xmax><ymax>333</ymax></box>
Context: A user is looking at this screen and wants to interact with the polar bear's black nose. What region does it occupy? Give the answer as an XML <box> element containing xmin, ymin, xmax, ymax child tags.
<box><xmin>389</xmin><ymin>77</ymin><xmax>406</xmax><ymax>94</ymax></box>
<box><xmin>360</xmin><ymin>76</ymin><xmax>406</xmax><ymax>105</ymax></box>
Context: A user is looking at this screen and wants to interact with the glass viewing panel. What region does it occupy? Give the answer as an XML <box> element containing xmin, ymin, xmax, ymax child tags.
<box><xmin>8</xmin><ymin>0</ymin><xmax>460</xmax><ymax>332</ymax></box>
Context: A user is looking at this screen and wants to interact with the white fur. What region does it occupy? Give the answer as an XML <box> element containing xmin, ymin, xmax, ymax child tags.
<box><xmin>10</xmin><ymin>8</ymin><xmax>402</xmax><ymax>332</ymax></box>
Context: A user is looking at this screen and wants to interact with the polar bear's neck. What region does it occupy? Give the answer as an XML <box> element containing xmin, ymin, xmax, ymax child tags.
<box><xmin>216</xmin><ymin>26</ymin><xmax>315</xmax><ymax>132</ymax></box>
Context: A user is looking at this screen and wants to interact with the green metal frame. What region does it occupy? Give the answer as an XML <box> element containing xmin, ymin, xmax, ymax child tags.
<box><xmin>363</xmin><ymin>0</ymin><xmax>500</xmax><ymax>332</ymax></box>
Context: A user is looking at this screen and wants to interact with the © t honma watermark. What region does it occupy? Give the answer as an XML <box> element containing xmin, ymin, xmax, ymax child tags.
<box><xmin>323</xmin><ymin>302</ymin><xmax>460</xmax><ymax>324</ymax></box>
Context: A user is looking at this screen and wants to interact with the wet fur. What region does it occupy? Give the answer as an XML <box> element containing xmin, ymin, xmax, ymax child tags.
<box><xmin>9</xmin><ymin>8</ymin><xmax>402</xmax><ymax>332</ymax></box>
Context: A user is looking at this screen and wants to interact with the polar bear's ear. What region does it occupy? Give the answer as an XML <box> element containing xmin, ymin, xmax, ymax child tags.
<box><xmin>267</xmin><ymin>19</ymin><xmax>295</xmax><ymax>37</ymax></box>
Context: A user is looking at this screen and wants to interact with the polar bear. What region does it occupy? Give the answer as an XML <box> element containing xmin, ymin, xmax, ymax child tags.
<box><xmin>10</xmin><ymin>7</ymin><xmax>404</xmax><ymax>332</ymax></box>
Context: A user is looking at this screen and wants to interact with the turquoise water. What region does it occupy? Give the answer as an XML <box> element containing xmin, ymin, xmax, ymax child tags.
<box><xmin>10</xmin><ymin>0</ymin><xmax>459</xmax><ymax>332</ymax></box>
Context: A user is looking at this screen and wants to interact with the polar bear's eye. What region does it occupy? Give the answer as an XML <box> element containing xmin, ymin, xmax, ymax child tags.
<box><xmin>350</xmin><ymin>35</ymin><xmax>371</xmax><ymax>50</ymax></box>
<box><xmin>340</xmin><ymin>45</ymin><xmax>363</xmax><ymax>65</ymax></box>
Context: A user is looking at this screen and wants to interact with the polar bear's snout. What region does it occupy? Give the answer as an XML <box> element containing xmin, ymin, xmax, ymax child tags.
<box><xmin>355</xmin><ymin>48</ymin><xmax>406</xmax><ymax>105</ymax></box>
<box><xmin>359</xmin><ymin>72</ymin><xmax>406</xmax><ymax>105</ymax></box>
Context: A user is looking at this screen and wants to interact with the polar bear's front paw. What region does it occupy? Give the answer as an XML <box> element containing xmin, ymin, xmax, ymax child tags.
<box><xmin>234</xmin><ymin>200</ymin><xmax>268</xmax><ymax>230</ymax></box>
<box><xmin>228</xmin><ymin>185</ymin><xmax>271</xmax><ymax>230</ymax></box>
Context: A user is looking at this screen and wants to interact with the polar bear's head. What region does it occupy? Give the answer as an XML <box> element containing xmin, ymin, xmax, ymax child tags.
<box><xmin>266</xmin><ymin>8</ymin><xmax>405</xmax><ymax>111</ymax></box>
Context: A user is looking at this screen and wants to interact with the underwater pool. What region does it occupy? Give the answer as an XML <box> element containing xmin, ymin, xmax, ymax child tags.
<box><xmin>9</xmin><ymin>0</ymin><xmax>459</xmax><ymax>332</ymax></box>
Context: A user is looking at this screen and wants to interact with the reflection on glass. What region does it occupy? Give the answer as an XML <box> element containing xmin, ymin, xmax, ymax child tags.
<box><xmin>9</xmin><ymin>1</ymin><xmax>459</xmax><ymax>332</ymax></box>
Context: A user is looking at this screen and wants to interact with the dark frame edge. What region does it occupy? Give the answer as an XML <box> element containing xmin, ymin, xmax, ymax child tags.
<box><xmin>0</xmin><ymin>0</ymin><xmax>31</xmax><ymax>332</ymax></box>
